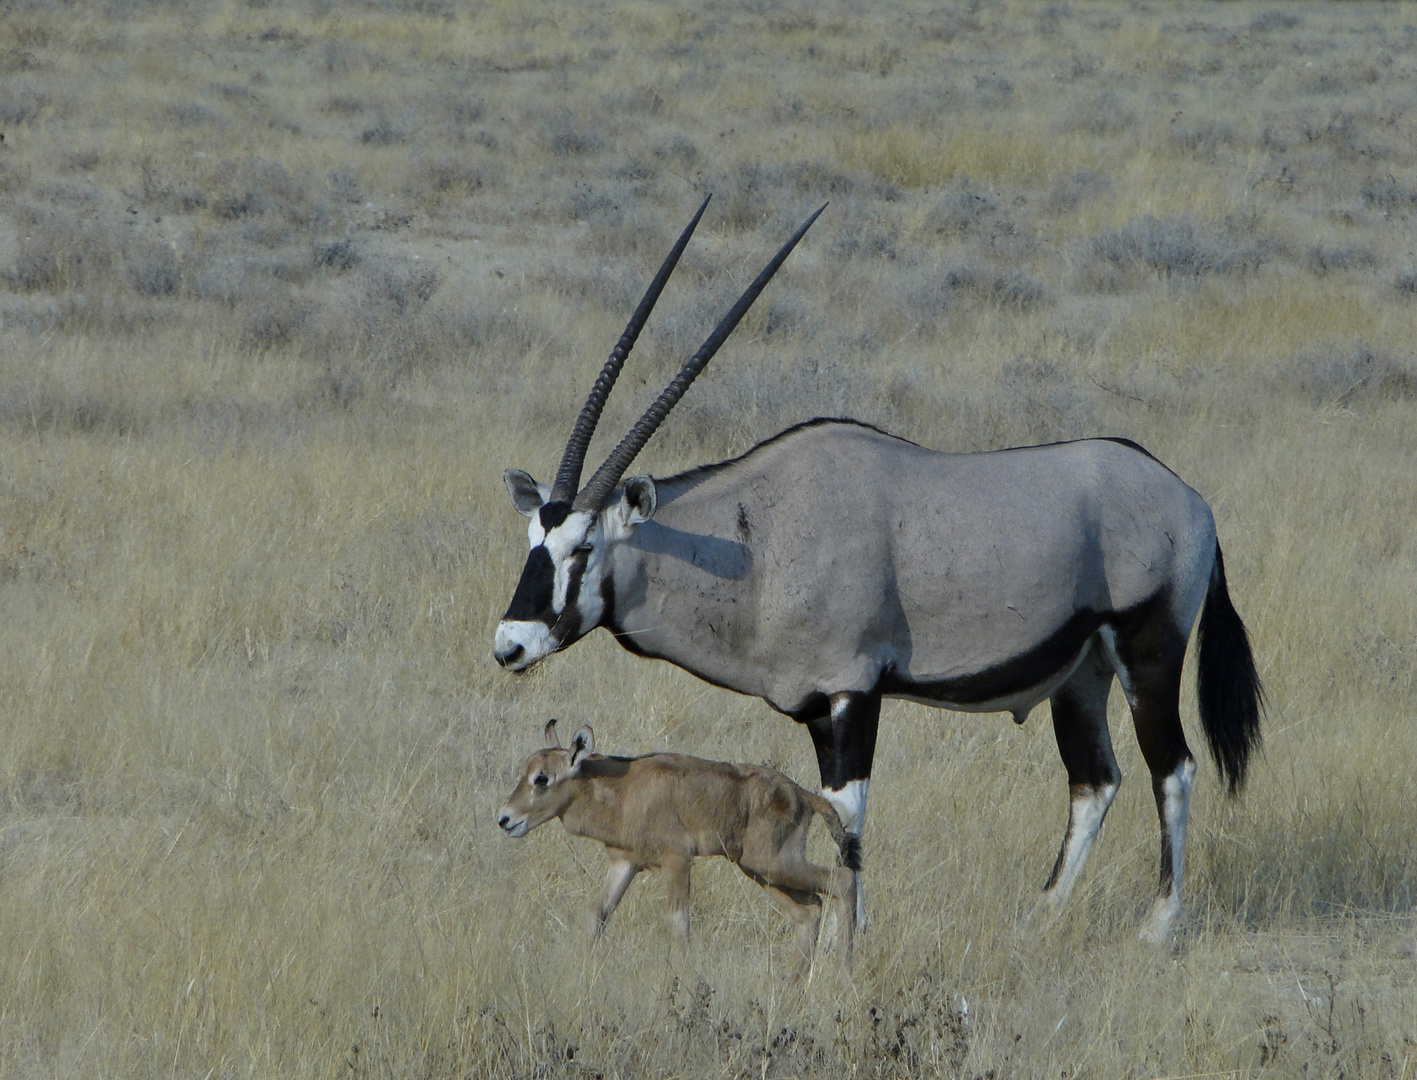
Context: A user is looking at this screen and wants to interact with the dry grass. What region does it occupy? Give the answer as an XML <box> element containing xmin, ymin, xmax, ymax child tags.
<box><xmin>2</xmin><ymin>0</ymin><xmax>1416</xmax><ymax>1076</ymax></box>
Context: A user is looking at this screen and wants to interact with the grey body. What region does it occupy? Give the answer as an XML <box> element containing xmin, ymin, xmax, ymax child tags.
<box><xmin>609</xmin><ymin>421</ymin><xmax>1212</xmax><ymax>719</ymax></box>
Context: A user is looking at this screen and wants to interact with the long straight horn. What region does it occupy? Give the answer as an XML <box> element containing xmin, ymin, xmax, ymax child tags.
<box><xmin>548</xmin><ymin>195</ymin><xmax>713</xmax><ymax>503</ymax></box>
<box><xmin>574</xmin><ymin>204</ymin><xmax>827</xmax><ymax>512</ymax></box>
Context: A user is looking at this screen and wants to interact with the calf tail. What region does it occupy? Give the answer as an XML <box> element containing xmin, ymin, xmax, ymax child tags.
<box><xmin>806</xmin><ymin>791</ymin><xmax>862</xmax><ymax>872</ymax></box>
<box><xmin>1195</xmin><ymin>542</ymin><xmax>1265</xmax><ymax>795</ymax></box>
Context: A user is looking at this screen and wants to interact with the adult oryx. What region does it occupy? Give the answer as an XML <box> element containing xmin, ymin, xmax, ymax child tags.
<box><xmin>493</xmin><ymin>198</ymin><xmax>1263</xmax><ymax>944</ymax></box>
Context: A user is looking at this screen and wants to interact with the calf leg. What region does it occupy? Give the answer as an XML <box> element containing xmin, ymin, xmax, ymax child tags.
<box><xmin>803</xmin><ymin>690</ymin><xmax>880</xmax><ymax>929</ymax></box>
<box><xmin>1100</xmin><ymin>623</ymin><xmax>1195</xmax><ymax>945</ymax></box>
<box><xmin>824</xmin><ymin>866</ymin><xmax>856</xmax><ymax>970</ymax></box>
<box><xmin>662</xmin><ymin>854</ymin><xmax>692</xmax><ymax>944</ymax></box>
<box><xmin>1035</xmin><ymin>638</ymin><xmax>1121</xmax><ymax>924</ymax></box>
<box><xmin>591</xmin><ymin>853</ymin><xmax>640</xmax><ymax>939</ymax></box>
<box><xmin>740</xmin><ymin>837</ymin><xmax>855</xmax><ymax>975</ymax></box>
<box><xmin>763</xmin><ymin>885</ymin><xmax>823</xmax><ymax>982</ymax></box>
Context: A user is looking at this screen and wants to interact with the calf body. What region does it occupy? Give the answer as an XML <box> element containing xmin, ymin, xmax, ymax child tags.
<box><xmin>498</xmin><ymin>721</ymin><xmax>856</xmax><ymax>978</ymax></box>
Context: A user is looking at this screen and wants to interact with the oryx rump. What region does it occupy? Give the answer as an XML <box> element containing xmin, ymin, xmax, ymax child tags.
<box><xmin>494</xmin><ymin>199</ymin><xmax>1263</xmax><ymax>944</ymax></box>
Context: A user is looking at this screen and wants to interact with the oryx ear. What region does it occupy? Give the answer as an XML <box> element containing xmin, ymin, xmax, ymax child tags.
<box><xmin>620</xmin><ymin>476</ymin><xmax>658</xmax><ymax>525</ymax></box>
<box><xmin>543</xmin><ymin>718</ymin><xmax>561</xmax><ymax>748</ymax></box>
<box><xmin>568</xmin><ymin>725</ymin><xmax>594</xmax><ymax>771</ymax></box>
<box><xmin>505</xmin><ymin>469</ymin><xmax>549</xmax><ymax>517</ymax></box>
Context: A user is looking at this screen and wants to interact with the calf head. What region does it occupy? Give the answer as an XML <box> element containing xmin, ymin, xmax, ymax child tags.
<box><xmin>497</xmin><ymin>719</ymin><xmax>595</xmax><ymax>838</ymax></box>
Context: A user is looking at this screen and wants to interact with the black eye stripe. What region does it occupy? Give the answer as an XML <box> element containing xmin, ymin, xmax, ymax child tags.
<box><xmin>501</xmin><ymin>536</ymin><xmax>597</xmax><ymax>626</ymax></box>
<box><xmin>562</xmin><ymin>556</ymin><xmax>584</xmax><ymax>611</ymax></box>
<box><xmin>502</xmin><ymin>546</ymin><xmax>555</xmax><ymax>623</ymax></box>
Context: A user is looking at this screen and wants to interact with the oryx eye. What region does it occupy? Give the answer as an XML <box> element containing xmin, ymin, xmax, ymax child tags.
<box><xmin>574</xmin><ymin>543</ymin><xmax>593</xmax><ymax>556</ymax></box>
<box><xmin>533</xmin><ymin>773</ymin><xmax>549</xmax><ymax>789</ymax></box>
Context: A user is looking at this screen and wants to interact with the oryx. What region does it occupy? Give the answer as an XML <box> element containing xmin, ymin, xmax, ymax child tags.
<box><xmin>494</xmin><ymin>197</ymin><xmax>1263</xmax><ymax>944</ymax></box>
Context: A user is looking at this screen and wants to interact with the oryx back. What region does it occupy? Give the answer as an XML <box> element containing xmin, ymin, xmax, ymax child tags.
<box><xmin>609</xmin><ymin>421</ymin><xmax>1216</xmax><ymax>717</ymax></box>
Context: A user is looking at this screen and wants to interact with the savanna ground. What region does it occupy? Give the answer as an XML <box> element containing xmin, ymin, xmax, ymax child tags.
<box><xmin>1</xmin><ymin>0</ymin><xmax>1416</xmax><ymax>1076</ymax></box>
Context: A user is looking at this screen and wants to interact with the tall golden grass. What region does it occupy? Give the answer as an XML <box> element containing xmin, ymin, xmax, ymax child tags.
<box><xmin>1</xmin><ymin>0</ymin><xmax>1415</xmax><ymax>1076</ymax></box>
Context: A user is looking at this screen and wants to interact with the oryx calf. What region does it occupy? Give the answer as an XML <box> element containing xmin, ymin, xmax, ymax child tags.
<box><xmin>498</xmin><ymin>720</ymin><xmax>857</xmax><ymax>979</ymax></box>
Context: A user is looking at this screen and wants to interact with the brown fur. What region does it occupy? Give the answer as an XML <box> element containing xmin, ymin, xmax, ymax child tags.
<box><xmin>498</xmin><ymin>721</ymin><xmax>855</xmax><ymax>980</ymax></box>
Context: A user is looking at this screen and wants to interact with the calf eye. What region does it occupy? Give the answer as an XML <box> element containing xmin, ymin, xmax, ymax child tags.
<box><xmin>574</xmin><ymin>544</ymin><xmax>593</xmax><ymax>556</ymax></box>
<box><xmin>533</xmin><ymin>773</ymin><xmax>549</xmax><ymax>788</ymax></box>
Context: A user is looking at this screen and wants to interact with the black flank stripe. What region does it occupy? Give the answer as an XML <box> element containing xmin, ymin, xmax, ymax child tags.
<box><xmin>879</xmin><ymin>594</ymin><xmax>1166</xmax><ymax>707</ymax></box>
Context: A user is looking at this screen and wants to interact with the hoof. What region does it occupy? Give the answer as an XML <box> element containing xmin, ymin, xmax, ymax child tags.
<box><xmin>1139</xmin><ymin>895</ymin><xmax>1181</xmax><ymax>946</ymax></box>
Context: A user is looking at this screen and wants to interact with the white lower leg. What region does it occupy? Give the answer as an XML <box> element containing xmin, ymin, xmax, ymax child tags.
<box><xmin>1035</xmin><ymin>782</ymin><xmax>1118</xmax><ymax>922</ymax></box>
<box><xmin>1140</xmin><ymin>757</ymin><xmax>1196</xmax><ymax>945</ymax></box>
<box><xmin>668</xmin><ymin>906</ymin><xmax>691</xmax><ymax>944</ymax></box>
<box><xmin>821</xmin><ymin>779</ymin><xmax>869</xmax><ymax>929</ymax></box>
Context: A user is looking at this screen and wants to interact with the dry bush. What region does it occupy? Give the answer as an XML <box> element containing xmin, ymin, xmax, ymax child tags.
<box><xmin>1250</xmin><ymin>10</ymin><xmax>1302</xmax><ymax>32</ymax></box>
<box><xmin>1305</xmin><ymin>243</ymin><xmax>1378</xmax><ymax>277</ymax></box>
<box><xmin>4</xmin><ymin>204</ymin><xmax>117</xmax><ymax>292</ymax></box>
<box><xmin>1044</xmin><ymin>168</ymin><xmax>1111</xmax><ymax>213</ymax></box>
<box><xmin>121</xmin><ymin>237</ymin><xmax>181</xmax><ymax>297</ymax></box>
<box><xmin>894</xmin><ymin>261</ymin><xmax>1050</xmax><ymax>335</ymax></box>
<box><xmin>1089</xmin><ymin>215</ymin><xmax>1276</xmax><ymax>285</ymax></box>
<box><xmin>1285</xmin><ymin>344</ymin><xmax>1417</xmax><ymax>408</ymax></box>
<box><xmin>1361</xmin><ymin>178</ymin><xmax>1417</xmax><ymax>212</ymax></box>
<box><xmin>922</xmin><ymin>182</ymin><xmax>999</xmax><ymax>237</ymax></box>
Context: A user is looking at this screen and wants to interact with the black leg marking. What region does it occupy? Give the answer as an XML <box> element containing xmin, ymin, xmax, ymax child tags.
<box><xmin>800</xmin><ymin>691</ymin><xmax>880</xmax><ymax>931</ymax></box>
<box><xmin>1038</xmin><ymin>640</ymin><xmax>1121</xmax><ymax>911</ymax></box>
<box><xmin>803</xmin><ymin>691</ymin><xmax>880</xmax><ymax>793</ymax></box>
<box><xmin>1107</xmin><ymin>612</ymin><xmax>1196</xmax><ymax>943</ymax></box>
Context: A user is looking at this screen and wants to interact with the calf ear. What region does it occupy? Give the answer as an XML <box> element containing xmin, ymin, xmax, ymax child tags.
<box><xmin>568</xmin><ymin>725</ymin><xmax>595</xmax><ymax>772</ymax></box>
<box><xmin>543</xmin><ymin>718</ymin><xmax>561</xmax><ymax>748</ymax></box>
<box><xmin>505</xmin><ymin>469</ymin><xmax>549</xmax><ymax>517</ymax></box>
<box><xmin>621</xmin><ymin>476</ymin><xmax>657</xmax><ymax>525</ymax></box>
